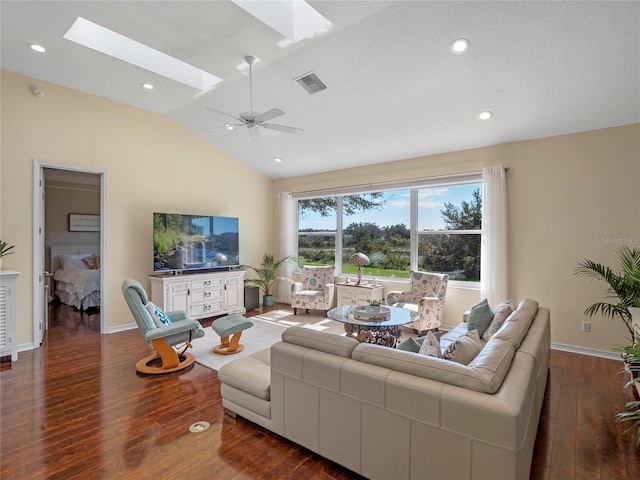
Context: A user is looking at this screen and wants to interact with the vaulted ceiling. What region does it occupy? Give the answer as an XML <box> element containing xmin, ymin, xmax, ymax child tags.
<box><xmin>2</xmin><ymin>1</ymin><xmax>638</xmax><ymax>179</ymax></box>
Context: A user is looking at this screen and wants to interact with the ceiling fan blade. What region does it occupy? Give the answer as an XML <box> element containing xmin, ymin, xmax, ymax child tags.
<box><xmin>262</xmin><ymin>123</ymin><xmax>304</xmax><ymax>135</ymax></box>
<box><xmin>248</xmin><ymin>125</ymin><xmax>261</xmax><ymax>142</ymax></box>
<box><xmin>205</xmin><ymin>107</ymin><xmax>240</xmax><ymax>121</ymax></box>
<box><xmin>203</xmin><ymin>123</ymin><xmax>244</xmax><ymax>131</ymax></box>
<box><xmin>255</xmin><ymin>108</ymin><xmax>284</xmax><ymax>123</ymax></box>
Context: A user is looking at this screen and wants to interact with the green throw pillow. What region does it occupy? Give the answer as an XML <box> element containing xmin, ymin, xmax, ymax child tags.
<box><xmin>397</xmin><ymin>337</ymin><xmax>422</xmax><ymax>353</ymax></box>
<box><xmin>467</xmin><ymin>299</ymin><xmax>494</xmax><ymax>337</ymax></box>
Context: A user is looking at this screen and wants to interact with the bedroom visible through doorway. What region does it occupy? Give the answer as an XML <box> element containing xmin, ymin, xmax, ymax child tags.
<box><xmin>34</xmin><ymin>161</ymin><xmax>108</xmax><ymax>348</ymax></box>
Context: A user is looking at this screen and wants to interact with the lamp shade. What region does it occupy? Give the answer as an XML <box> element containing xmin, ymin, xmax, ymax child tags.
<box><xmin>349</xmin><ymin>252</ymin><xmax>370</xmax><ymax>266</ymax></box>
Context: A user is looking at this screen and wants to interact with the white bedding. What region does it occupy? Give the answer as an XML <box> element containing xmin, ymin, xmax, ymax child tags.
<box><xmin>54</xmin><ymin>268</ymin><xmax>101</xmax><ymax>310</ymax></box>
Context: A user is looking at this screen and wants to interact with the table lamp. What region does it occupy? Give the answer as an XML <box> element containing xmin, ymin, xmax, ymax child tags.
<box><xmin>349</xmin><ymin>252</ymin><xmax>370</xmax><ymax>285</ymax></box>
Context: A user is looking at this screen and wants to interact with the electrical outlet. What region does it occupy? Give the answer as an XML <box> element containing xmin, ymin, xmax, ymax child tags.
<box><xmin>582</xmin><ymin>321</ymin><xmax>591</xmax><ymax>333</ymax></box>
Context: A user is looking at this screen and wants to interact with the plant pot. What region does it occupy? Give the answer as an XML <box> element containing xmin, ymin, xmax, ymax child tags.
<box><xmin>262</xmin><ymin>295</ymin><xmax>274</xmax><ymax>307</ymax></box>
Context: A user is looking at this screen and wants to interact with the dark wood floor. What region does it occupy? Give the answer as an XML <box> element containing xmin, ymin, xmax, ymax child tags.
<box><xmin>1</xmin><ymin>304</ymin><xmax>639</xmax><ymax>479</ymax></box>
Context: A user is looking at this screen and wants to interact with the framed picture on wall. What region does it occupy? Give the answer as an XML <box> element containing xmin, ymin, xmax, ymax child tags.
<box><xmin>69</xmin><ymin>214</ymin><xmax>100</xmax><ymax>232</ymax></box>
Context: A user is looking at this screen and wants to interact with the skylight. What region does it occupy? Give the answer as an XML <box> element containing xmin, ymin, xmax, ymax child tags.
<box><xmin>231</xmin><ymin>0</ymin><xmax>332</xmax><ymax>43</ymax></box>
<box><xmin>63</xmin><ymin>17</ymin><xmax>223</xmax><ymax>91</ymax></box>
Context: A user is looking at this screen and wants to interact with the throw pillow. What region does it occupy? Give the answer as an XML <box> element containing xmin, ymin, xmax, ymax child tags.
<box><xmin>418</xmin><ymin>331</ymin><xmax>442</xmax><ymax>358</ymax></box>
<box><xmin>443</xmin><ymin>329</ymin><xmax>483</xmax><ymax>365</ymax></box>
<box><xmin>482</xmin><ymin>299</ymin><xmax>514</xmax><ymax>341</ymax></box>
<box><xmin>397</xmin><ymin>336</ymin><xmax>422</xmax><ymax>353</ymax></box>
<box><xmin>82</xmin><ymin>254</ymin><xmax>99</xmax><ymax>269</ymax></box>
<box><xmin>146</xmin><ymin>302</ymin><xmax>172</xmax><ymax>327</ymax></box>
<box><xmin>467</xmin><ymin>299</ymin><xmax>494</xmax><ymax>337</ymax></box>
<box><xmin>59</xmin><ymin>254</ymin><xmax>90</xmax><ymax>270</ymax></box>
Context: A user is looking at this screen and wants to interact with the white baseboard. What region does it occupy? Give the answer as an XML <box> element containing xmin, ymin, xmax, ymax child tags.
<box><xmin>551</xmin><ymin>342</ymin><xmax>621</xmax><ymax>361</ymax></box>
<box><xmin>108</xmin><ymin>322</ymin><xmax>137</xmax><ymax>334</ymax></box>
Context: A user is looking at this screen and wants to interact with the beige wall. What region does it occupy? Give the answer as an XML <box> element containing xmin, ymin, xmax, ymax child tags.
<box><xmin>2</xmin><ymin>68</ymin><xmax>638</xmax><ymax>355</ymax></box>
<box><xmin>274</xmin><ymin>124</ymin><xmax>640</xmax><ymax>353</ymax></box>
<box><xmin>1</xmin><ymin>70</ymin><xmax>274</xmax><ymax>346</ymax></box>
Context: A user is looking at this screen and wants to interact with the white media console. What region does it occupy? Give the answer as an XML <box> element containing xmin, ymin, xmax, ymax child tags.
<box><xmin>149</xmin><ymin>270</ymin><xmax>246</xmax><ymax>320</ymax></box>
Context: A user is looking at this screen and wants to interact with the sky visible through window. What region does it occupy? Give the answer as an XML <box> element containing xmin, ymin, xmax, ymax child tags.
<box><xmin>299</xmin><ymin>184</ymin><xmax>481</xmax><ymax>231</ymax></box>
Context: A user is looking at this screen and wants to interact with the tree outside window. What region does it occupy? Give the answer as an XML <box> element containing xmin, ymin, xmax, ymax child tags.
<box><xmin>296</xmin><ymin>182</ymin><xmax>482</xmax><ymax>284</ymax></box>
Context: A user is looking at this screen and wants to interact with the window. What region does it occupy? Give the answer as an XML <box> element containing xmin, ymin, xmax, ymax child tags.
<box><xmin>295</xmin><ymin>177</ymin><xmax>482</xmax><ymax>286</ymax></box>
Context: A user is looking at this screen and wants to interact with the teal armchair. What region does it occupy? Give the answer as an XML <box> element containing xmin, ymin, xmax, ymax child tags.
<box><xmin>122</xmin><ymin>279</ymin><xmax>204</xmax><ymax>374</ymax></box>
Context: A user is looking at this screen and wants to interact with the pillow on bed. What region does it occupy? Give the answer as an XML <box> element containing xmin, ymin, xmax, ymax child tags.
<box><xmin>82</xmin><ymin>254</ymin><xmax>100</xmax><ymax>269</ymax></box>
<box><xmin>59</xmin><ymin>254</ymin><xmax>90</xmax><ymax>270</ymax></box>
<box><xmin>146</xmin><ymin>302</ymin><xmax>172</xmax><ymax>327</ymax></box>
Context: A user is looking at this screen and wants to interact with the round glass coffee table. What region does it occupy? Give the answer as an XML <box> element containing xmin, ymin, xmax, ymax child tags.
<box><xmin>327</xmin><ymin>305</ymin><xmax>418</xmax><ymax>347</ymax></box>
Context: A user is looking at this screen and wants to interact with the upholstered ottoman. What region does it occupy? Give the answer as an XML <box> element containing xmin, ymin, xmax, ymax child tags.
<box><xmin>212</xmin><ymin>314</ymin><xmax>253</xmax><ymax>355</ymax></box>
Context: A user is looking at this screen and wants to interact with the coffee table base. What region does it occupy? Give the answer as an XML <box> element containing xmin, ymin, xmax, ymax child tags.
<box><xmin>343</xmin><ymin>324</ymin><xmax>401</xmax><ymax>348</ymax></box>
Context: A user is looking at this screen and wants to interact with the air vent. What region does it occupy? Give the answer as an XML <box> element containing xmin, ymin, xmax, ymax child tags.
<box><xmin>295</xmin><ymin>72</ymin><xmax>327</xmax><ymax>94</ymax></box>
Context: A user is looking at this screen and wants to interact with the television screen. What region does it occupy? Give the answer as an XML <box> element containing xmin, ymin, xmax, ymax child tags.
<box><xmin>153</xmin><ymin>213</ymin><xmax>239</xmax><ymax>272</ymax></box>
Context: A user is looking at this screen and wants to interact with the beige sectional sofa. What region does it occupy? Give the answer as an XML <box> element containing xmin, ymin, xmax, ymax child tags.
<box><xmin>219</xmin><ymin>299</ymin><xmax>550</xmax><ymax>480</ymax></box>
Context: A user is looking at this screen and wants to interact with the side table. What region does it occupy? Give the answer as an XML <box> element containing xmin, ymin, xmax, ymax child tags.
<box><xmin>335</xmin><ymin>283</ymin><xmax>384</xmax><ymax>308</ymax></box>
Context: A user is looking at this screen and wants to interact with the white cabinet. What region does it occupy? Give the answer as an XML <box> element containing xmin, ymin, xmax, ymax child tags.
<box><xmin>0</xmin><ymin>271</ymin><xmax>19</xmax><ymax>361</ymax></box>
<box><xmin>149</xmin><ymin>270</ymin><xmax>246</xmax><ymax>320</ymax></box>
<box><xmin>335</xmin><ymin>283</ymin><xmax>384</xmax><ymax>308</ymax></box>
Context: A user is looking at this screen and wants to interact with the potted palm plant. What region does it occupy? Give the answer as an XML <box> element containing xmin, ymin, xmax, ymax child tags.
<box><xmin>241</xmin><ymin>254</ymin><xmax>295</xmax><ymax>307</ymax></box>
<box><xmin>616</xmin><ymin>330</ymin><xmax>640</xmax><ymax>447</ymax></box>
<box><xmin>0</xmin><ymin>240</ymin><xmax>16</xmax><ymax>269</ymax></box>
<box><xmin>575</xmin><ymin>245</ymin><xmax>640</xmax><ymax>340</ymax></box>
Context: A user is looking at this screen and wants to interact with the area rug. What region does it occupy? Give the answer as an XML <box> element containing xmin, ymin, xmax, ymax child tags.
<box><xmin>191</xmin><ymin>310</ymin><xmax>345</xmax><ymax>371</ymax></box>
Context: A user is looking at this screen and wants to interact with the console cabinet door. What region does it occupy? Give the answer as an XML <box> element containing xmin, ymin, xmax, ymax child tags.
<box><xmin>225</xmin><ymin>274</ymin><xmax>241</xmax><ymax>310</ymax></box>
<box><xmin>168</xmin><ymin>282</ymin><xmax>189</xmax><ymax>312</ymax></box>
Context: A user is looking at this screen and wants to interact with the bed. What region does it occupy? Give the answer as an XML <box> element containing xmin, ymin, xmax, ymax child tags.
<box><xmin>51</xmin><ymin>244</ymin><xmax>101</xmax><ymax>310</ymax></box>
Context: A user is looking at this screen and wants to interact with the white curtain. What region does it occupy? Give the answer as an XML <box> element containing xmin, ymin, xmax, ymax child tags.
<box><xmin>276</xmin><ymin>192</ymin><xmax>295</xmax><ymax>303</ymax></box>
<box><xmin>480</xmin><ymin>166</ymin><xmax>508</xmax><ymax>307</ymax></box>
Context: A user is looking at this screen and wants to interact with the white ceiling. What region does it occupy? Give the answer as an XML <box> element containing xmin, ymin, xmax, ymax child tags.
<box><xmin>2</xmin><ymin>1</ymin><xmax>639</xmax><ymax>180</ymax></box>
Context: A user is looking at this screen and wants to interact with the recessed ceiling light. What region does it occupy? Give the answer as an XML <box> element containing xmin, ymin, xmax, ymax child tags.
<box><xmin>141</xmin><ymin>83</ymin><xmax>154</xmax><ymax>90</ymax></box>
<box><xmin>225</xmin><ymin>123</ymin><xmax>234</xmax><ymax>130</ymax></box>
<box><xmin>274</xmin><ymin>157</ymin><xmax>282</xmax><ymax>163</ymax></box>
<box><xmin>477</xmin><ymin>111</ymin><xmax>493</xmax><ymax>120</ymax></box>
<box><xmin>450</xmin><ymin>38</ymin><xmax>469</xmax><ymax>54</ymax></box>
<box><xmin>28</xmin><ymin>43</ymin><xmax>46</xmax><ymax>53</ymax></box>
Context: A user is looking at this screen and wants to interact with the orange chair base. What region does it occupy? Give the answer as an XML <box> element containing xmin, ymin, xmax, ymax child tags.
<box><xmin>213</xmin><ymin>331</ymin><xmax>244</xmax><ymax>355</ymax></box>
<box><xmin>136</xmin><ymin>338</ymin><xmax>195</xmax><ymax>374</ymax></box>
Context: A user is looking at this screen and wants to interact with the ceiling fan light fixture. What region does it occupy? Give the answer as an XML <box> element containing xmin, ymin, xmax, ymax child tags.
<box><xmin>450</xmin><ymin>38</ymin><xmax>470</xmax><ymax>54</ymax></box>
<box><xmin>225</xmin><ymin>123</ymin><xmax>234</xmax><ymax>130</ymax></box>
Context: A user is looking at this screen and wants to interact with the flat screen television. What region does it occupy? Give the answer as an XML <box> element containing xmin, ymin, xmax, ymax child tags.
<box><xmin>153</xmin><ymin>213</ymin><xmax>239</xmax><ymax>273</ymax></box>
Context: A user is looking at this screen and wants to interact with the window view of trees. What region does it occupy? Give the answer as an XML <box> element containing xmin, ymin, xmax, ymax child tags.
<box><xmin>296</xmin><ymin>183</ymin><xmax>482</xmax><ymax>283</ymax></box>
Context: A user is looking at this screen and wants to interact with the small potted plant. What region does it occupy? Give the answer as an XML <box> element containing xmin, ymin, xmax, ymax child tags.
<box><xmin>241</xmin><ymin>254</ymin><xmax>295</xmax><ymax>307</ymax></box>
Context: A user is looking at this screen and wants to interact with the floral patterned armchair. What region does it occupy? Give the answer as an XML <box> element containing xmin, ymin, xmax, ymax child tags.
<box><xmin>386</xmin><ymin>271</ymin><xmax>449</xmax><ymax>334</ymax></box>
<box><xmin>291</xmin><ymin>266</ymin><xmax>335</xmax><ymax>315</ymax></box>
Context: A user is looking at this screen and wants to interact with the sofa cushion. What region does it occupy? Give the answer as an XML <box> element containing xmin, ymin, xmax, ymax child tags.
<box><xmin>482</xmin><ymin>300</ymin><xmax>514</xmax><ymax>341</ymax></box>
<box><xmin>352</xmin><ymin>343</ymin><xmax>503</xmax><ymax>394</ymax></box>
<box><xmin>466</xmin><ymin>299</ymin><xmax>494</xmax><ymax>337</ymax></box>
<box><xmin>467</xmin><ymin>338</ymin><xmax>515</xmax><ymax>392</ymax></box>
<box><xmin>418</xmin><ymin>331</ymin><xmax>442</xmax><ymax>358</ymax></box>
<box><xmin>443</xmin><ymin>329</ymin><xmax>483</xmax><ymax>364</ymax></box>
<box><xmin>218</xmin><ymin>348</ymin><xmax>271</xmax><ymax>400</ymax></box>
<box><xmin>492</xmin><ymin>299</ymin><xmax>539</xmax><ymax>349</ymax></box>
<box><xmin>282</xmin><ymin>326</ymin><xmax>359</xmax><ymax>358</ymax></box>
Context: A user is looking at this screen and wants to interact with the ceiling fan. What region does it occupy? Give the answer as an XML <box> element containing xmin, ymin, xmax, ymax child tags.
<box><xmin>206</xmin><ymin>55</ymin><xmax>304</xmax><ymax>141</ymax></box>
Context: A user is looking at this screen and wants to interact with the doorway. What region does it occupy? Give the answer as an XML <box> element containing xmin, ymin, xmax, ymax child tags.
<box><xmin>33</xmin><ymin>160</ymin><xmax>108</xmax><ymax>347</ymax></box>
